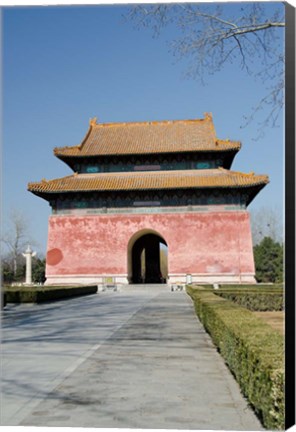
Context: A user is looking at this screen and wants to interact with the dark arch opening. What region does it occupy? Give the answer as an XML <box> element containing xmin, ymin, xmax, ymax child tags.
<box><xmin>131</xmin><ymin>233</ymin><xmax>168</xmax><ymax>284</ymax></box>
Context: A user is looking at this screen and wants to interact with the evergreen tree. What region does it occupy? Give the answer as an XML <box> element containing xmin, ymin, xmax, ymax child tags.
<box><xmin>253</xmin><ymin>236</ymin><xmax>283</xmax><ymax>283</ymax></box>
<box><xmin>2</xmin><ymin>262</ymin><xmax>14</xmax><ymax>284</ymax></box>
<box><xmin>32</xmin><ymin>258</ymin><xmax>46</xmax><ymax>284</ymax></box>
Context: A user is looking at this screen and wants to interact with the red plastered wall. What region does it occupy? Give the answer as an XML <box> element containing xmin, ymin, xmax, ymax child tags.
<box><xmin>46</xmin><ymin>211</ymin><xmax>255</xmax><ymax>277</ymax></box>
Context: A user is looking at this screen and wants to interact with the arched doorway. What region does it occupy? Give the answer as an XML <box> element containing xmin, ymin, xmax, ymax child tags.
<box><xmin>128</xmin><ymin>230</ymin><xmax>168</xmax><ymax>284</ymax></box>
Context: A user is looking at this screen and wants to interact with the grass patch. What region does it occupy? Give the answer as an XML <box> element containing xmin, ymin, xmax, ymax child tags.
<box><xmin>187</xmin><ymin>285</ymin><xmax>284</xmax><ymax>430</ymax></box>
<box><xmin>3</xmin><ymin>285</ymin><xmax>98</xmax><ymax>304</ymax></box>
<box><xmin>253</xmin><ymin>312</ymin><xmax>284</xmax><ymax>335</ymax></box>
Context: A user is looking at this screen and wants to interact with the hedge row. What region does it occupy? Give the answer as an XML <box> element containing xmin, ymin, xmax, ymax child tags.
<box><xmin>187</xmin><ymin>286</ymin><xmax>284</xmax><ymax>430</ymax></box>
<box><xmin>4</xmin><ymin>285</ymin><xmax>98</xmax><ymax>304</ymax></box>
<box><xmin>218</xmin><ymin>284</ymin><xmax>283</xmax><ymax>293</ymax></box>
<box><xmin>214</xmin><ymin>292</ymin><xmax>283</xmax><ymax>311</ymax></box>
<box><xmin>193</xmin><ymin>283</ymin><xmax>283</xmax><ymax>292</ymax></box>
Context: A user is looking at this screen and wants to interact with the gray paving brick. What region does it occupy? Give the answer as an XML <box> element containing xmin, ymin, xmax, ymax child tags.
<box><xmin>2</xmin><ymin>289</ymin><xmax>264</xmax><ymax>430</ymax></box>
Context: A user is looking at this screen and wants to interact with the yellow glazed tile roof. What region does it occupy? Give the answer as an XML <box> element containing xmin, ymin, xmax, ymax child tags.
<box><xmin>54</xmin><ymin>114</ymin><xmax>241</xmax><ymax>157</ymax></box>
<box><xmin>28</xmin><ymin>168</ymin><xmax>269</xmax><ymax>194</ymax></box>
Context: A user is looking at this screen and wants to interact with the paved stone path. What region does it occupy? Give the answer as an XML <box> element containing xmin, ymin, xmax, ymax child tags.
<box><xmin>1</xmin><ymin>287</ymin><xmax>263</xmax><ymax>430</ymax></box>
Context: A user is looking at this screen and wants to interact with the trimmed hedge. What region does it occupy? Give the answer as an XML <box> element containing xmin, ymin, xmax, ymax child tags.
<box><xmin>187</xmin><ymin>286</ymin><xmax>284</xmax><ymax>430</ymax></box>
<box><xmin>214</xmin><ymin>292</ymin><xmax>283</xmax><ymax>311</ymax></box>
<box><xmin>4</xmin><ymin>285</ymin><xmax>98</xmax><ymax>304</ymax></box>
<box><xmin>192</xmin><ymin>283</ymin><xmax>283</xmax><ymax>291</ymax></box>
<box><xmin>218</xmin><ymin>284</ymin><xmax>283</xmax><ymax>292</ymax></box>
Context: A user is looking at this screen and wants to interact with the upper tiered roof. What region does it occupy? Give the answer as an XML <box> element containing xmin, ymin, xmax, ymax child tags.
<box><xmin>54</xmin><ymin>113</ymin><xmax>241</xmax><ymax>159</ymax></box>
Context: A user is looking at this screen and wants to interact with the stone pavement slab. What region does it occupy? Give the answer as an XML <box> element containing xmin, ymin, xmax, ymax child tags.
<box><xmin>1</xmin><ymin>290</ymin><xmax>159</xmax><ymax>425</ymax></box>
<box><xmin>2</xmin><ymin>289</ymin><xmax>264</xmax><ymax>430</ymax></box>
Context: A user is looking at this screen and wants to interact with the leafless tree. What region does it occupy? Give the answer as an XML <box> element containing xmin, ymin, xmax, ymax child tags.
<box><xmin>1</xmin><ymin>209</ymin><xmax>36</xmax><ymax>277</ymax></box>
<box><xmin>250</xmin><ymin>206</ymin><xmax>283</xmax><ymax>245</ymax></box>
<box><xmin>127</xmin><ymin>3</ymin><xmax>284</xmax><ymax>136</ymax></box>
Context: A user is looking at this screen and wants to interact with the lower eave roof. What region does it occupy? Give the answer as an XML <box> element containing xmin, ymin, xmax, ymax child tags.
<box><xmin>28</xmin><ymin>168</ymin><xmax>269</xmax><ymax>195</ymax></box>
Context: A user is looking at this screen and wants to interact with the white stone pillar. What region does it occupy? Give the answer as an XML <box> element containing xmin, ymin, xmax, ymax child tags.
<box><xmin>22</xmin><ymin>245</ymin><xmax>36</xmax><ymax>285</ymax></box>
<box><xmin>186</xmin><ymin>274</ymin><xmax>192</xmax><ymax>285</ymax></box>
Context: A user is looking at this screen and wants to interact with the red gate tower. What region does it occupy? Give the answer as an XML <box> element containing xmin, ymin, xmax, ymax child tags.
<box><xmin>28</xmin><ymin>114</ymin><xmax>268</xmax><ymax>286</ymax></box>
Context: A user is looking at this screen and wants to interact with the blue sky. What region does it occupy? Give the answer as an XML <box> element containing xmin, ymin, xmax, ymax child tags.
<box><xmin>2</xmin><ymin>3</ymin><xmax>285</xmax><ymax>255</ymax></box>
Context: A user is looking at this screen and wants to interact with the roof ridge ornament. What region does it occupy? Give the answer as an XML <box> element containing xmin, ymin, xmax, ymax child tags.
<box><xmin>204</xmin><ymin>112</ymin><xmax>213</xmax><ymax>121</ymax></box>
<box><xmin>89</xmin><ymin>117</ymin><xmax>98</xmax><ymax>127</ymax></box>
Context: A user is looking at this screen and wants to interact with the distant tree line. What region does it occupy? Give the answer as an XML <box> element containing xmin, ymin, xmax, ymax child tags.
<box><xmin>2</xmin><ymin>257</ymin><xmax>46</xmax><ymax>285</ymax></box>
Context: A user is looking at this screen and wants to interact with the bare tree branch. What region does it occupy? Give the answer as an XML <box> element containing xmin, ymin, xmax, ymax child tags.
<box><xmin>250</xmin><ymin>206</ymin><xmax>283</xmax><ymax>245</ymax></box>
<box><xmin>127</xmin><ymin>3</ymin><xmax>285</xmax><ymax>135</ymax></box>
<box><xmin>1</xmin><ymin>209</ymin><xmax>36</xmax><ymax>276</ymax></box>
